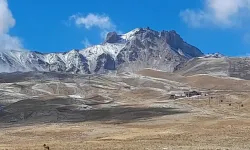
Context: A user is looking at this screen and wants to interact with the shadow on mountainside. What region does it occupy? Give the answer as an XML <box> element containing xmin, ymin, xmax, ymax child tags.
<box><xmin>0</xmin><ymin>71</ymin><xmax>79</xmax><ymax>83</ymax></box>
<box><xmin>0</xmin><ymin>98</ymin><xmax>188</xmax><ymax>126</ymax></box>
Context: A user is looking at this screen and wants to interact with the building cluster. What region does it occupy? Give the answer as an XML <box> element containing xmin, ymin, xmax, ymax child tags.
<box><xmin>169</xmin><ymin>90</ymin><xmax>204</xmax><ymax>99</ymax></box>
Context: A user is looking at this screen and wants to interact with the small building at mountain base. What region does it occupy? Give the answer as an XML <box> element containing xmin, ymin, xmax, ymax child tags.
<box><xmin>184</xmin><ymin>91</ymin><xmax>201</xmax><ymax>97</ymax></box>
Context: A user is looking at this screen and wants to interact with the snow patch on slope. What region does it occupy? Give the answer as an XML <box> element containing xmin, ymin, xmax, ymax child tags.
<box><xmin>120</xmin><ymin>28</ymin><xmax>140</xmax><ymax>41</ymax></box>
<box><xmin>188</xmin><ymin>74</ymin><xmax>244</xmax><ymax>80</ymax></box>
<box><xmin>201</xmin><ymin>53</ymin><xmax>224</xmax><ymax>58</ymax></box>
<box><xmin>80</xmin><ymin>43</ymin><xmax>125</xmax><ymax>72</ymax></box>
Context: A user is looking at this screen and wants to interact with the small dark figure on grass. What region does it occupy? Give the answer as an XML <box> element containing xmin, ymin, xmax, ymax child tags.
<box><xmin>43</xmin><ymin>144</ymin><xmax>50</xmax><ymax>150</ymax></box>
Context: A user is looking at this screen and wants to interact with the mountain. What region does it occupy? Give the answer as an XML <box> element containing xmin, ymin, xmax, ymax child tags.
<box><xmin>0</xmin><ymin>27</ymin><xmax>203</xmax><ymax>74</ymax></box>
<box><xmin>175</xmin><ymin>54</ymin><xmax>250</xmax><ymax>80</ymax></box>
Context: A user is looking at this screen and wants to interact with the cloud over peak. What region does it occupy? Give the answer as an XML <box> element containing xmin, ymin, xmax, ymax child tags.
<box><xmin>180</xmin><ymin>0</ymin><xmax>250</xmax><ymax>28</ymax></box>
<box><xmin>69</xmin><ymin>13</ymin><xmax>119</xmax><ymax>47</ymax></box>
<box><xmin>70</xmin><ymin>13</ymin><xmax>116</xmax><ymax>30</ymax></box>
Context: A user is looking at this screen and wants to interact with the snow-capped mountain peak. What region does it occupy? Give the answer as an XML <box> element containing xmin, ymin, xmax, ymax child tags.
<box><xmin>0</xmin><ymin>28</ymin><xmax>204</xmax><ymax>74</ymax></box>
<box><xmin>120</xmin><ymin>28</ymin><xmax>141</xmax><ymax>41</ymax></box>
<box><xmin>80</xmin><ymin>43</ymin><xmax>125</xmax><ymax>59</ymax></box>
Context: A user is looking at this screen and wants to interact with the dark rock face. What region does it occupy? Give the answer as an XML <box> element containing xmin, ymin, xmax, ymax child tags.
<box><xmin>104</xmin><ymin>55</ymin><xmax>116</xmax><ymax>70</ymax></box>
<box><xmin>161</xmin><ymin>30</ymin><xmax>203</xmax><ymax>57</ymax></box>
<box><xmin>114</xmin><ymin>28</ymin><xmax>203</xmax><ymax>72</ymax></box>
<box><xmin>105</xmin><ymin>32</ymin><xmax>121</xmax><ymax>43</ymax></box>
<box><xmin>95</xmin><ymin>53</ymin><xmax>115</xmax><ymax>73</ymax></box>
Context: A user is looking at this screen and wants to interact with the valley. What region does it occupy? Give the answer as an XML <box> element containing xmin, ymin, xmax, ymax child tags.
<box><xmin>0</xmin><ymin>69</ymin><xmax>250</xmax><ymax>149</ymax></box>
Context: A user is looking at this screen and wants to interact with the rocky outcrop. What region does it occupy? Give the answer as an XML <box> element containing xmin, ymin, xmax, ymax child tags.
<box><xmin>104</xmin><ymin>32</ymin><xmax>121</xmax><ymax>43</ymax></box>
<box><xmin>114</xmin><ymin>28</ymin><xmax>203</xmax><ymax>72</ymax></box>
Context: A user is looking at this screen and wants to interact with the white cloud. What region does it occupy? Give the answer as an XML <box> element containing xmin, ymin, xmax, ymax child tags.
<box><xmin>69</xmin><ymin>13</ymin><xmax>118</xmax><ymax>40</ymax></box>
<box><xmin>180</xmin><ymin>0</ymin><xmax>250</xmax><ymax>28</ymax></box>
<box><xmin>0</xmin><ymin>0</ymin><xmax>15</xmax><ymax>34</ymax></box>
<box><xmin>0</xmin><ymin>0</ymin><xmax>22</xmax><ymax>51</ymax></box>
<box><xmin>0</xmin><ymin>34</ymin><xmax>22</xmax><ymax>50</ymax></box>
<box><xmin>70</xmin><ymin>13</ymin><xmax>116</xmax><ymax>30</ymax></box>
<box><xmin>81</xmin><ymin>38</ymin><xmax>92</xmax><ymax>48</ymax></box>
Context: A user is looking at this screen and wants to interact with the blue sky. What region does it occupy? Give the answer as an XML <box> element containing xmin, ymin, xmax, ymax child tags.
<box><xmin>1</xmin><ymin>0</ymin><xmax>250</xmax><ymax>56</ymax></box>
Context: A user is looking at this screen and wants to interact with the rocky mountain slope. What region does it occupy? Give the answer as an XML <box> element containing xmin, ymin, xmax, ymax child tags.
<box><xmin>175</xmin><ymin>54</ymin><xmax>250</xmax><ymax>80</ymax></box>
<box><xmin>0</xmin><ymin>27</ymin><xmax>203</xmax><ymax>74</ymax></box>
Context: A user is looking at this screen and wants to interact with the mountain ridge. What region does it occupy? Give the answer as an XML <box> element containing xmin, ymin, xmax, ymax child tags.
<box><xmin>0</xmin><ymin>27</ymin><xmax>204</xmax><ymax>74</ymax></box>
